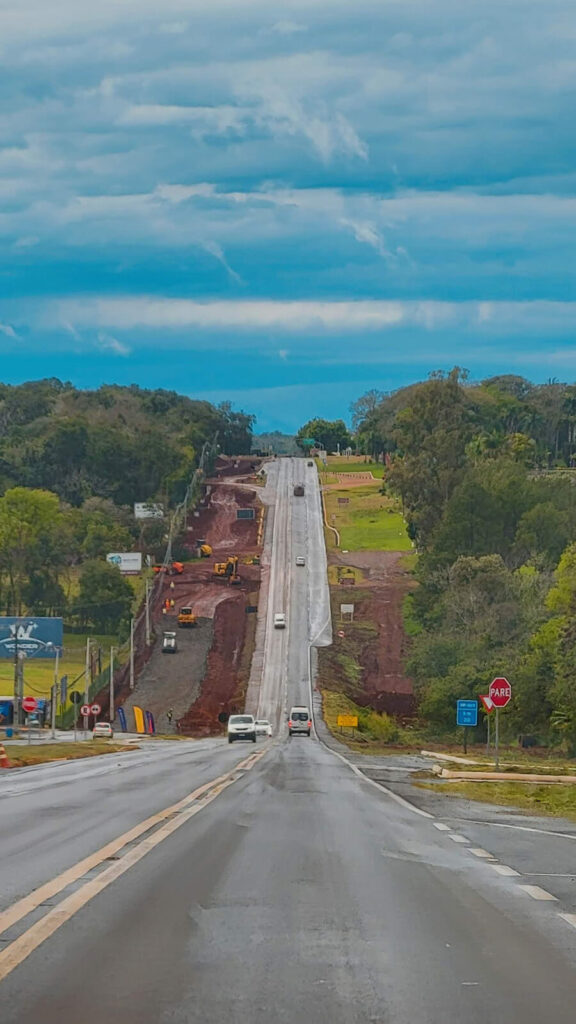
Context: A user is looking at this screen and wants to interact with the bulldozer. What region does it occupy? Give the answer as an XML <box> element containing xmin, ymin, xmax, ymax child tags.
<box><xmin>212</xmin><ymin>556</ymin><xmax>241</xmax><ymax>585</ymax></box>
<box><xmin>177</xmin><ymin>606</ymin><xmax>197</xmax><ymax>628</ymax></box>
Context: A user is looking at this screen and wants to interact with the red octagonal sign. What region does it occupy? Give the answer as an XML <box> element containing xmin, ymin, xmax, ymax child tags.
<box><xmin>22</xmin><ymin>696</ymin><xmax>37</xmax><ymax>713</ymax></box>
<box><xmin>489</xmin><ymin>677</ymin><xmax>512</xmax><ymax>708</ymax></box>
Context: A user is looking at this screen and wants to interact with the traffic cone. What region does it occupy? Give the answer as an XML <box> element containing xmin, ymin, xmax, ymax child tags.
<box><xmin>0</xmin><ymin>744</ymin><xmax>11</xmax><ymax>769</ymax></box>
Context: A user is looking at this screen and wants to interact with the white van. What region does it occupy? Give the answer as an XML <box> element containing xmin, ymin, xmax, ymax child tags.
<box><xmin>274</xmin><ymin>613</ymin><xmax>286</xmax><ymax>629</ymax></box>
<box><xmin>288</xmin><ymin>706</ymin><xmax>311</xmax><ymax>736</ymax></box>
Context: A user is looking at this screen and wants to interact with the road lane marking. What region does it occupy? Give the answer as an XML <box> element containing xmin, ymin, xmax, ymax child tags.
<box><xmin>450</xmin><ymin>819</ymin><xmax>576</xmax><ymax>841</ymax></box>
<box><xmin>324</xmin><ymin>747</ymin><xmax>434</xmax><ymax>818</ymax></box>
<box><xmin>0</xmin><ymin>747</ymin><xmax>268</xmax><ymax>943</ymax></box>
<box><xmin>559</xmin><ymin>913</ymin><xmax>576</xmax><ymax>930</ymax></box>
<box><xmin>448</xmin><ymin>834</ymin><xmax>470</xmax><ymax>843</ymax></box>
<box><xmin>491</xmin><ymin>864</ymin><xmax>520</xmax><ymax>877</ymax></box>
<box><xmin>518</xmin><ymin>885</ymin><xmax>558</xmax><ymax>901</ymax></box>
<box><xmin>433</xmin><ymin>823</ymin><xmax>452</xmax><ymax>831</ymax></box>
<box><xmin>469</xmin><ymin>848</ymin><xmax>495</xmax><ymax>859</ymax></box>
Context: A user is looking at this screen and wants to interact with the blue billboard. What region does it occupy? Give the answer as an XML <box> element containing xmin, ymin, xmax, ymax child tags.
<box><xmin>0</xmin><ymin>617</ymin><xmax>63</xmax><ymax>659</ymax></box>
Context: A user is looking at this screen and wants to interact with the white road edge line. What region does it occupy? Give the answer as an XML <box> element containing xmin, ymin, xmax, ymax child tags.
<box><xmin>518</xmin><ymin>884</ymin><xmax>558</xmax><ymax>901</ymax></box>
<box><xmin>491</xmin><ymin>864</ymin><xmax>521</xmax><ymax>877</ymax></box>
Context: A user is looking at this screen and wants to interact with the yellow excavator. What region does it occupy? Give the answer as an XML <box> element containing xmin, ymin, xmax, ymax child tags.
<box><xmin>196</xmin><ymin>540</ymin><xmax>213</xmax><ymax>558</ymax></box>
<box><xmin>212</xmin><ymin>556</ymin><xmax>241</xmax><ymax>585</ymax></box>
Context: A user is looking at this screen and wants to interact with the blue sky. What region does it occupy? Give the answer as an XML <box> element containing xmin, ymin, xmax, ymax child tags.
<box><xmin>2</xmin><ymin>0</ymin><xmax>576</xmax><ymax>431</ymax></box>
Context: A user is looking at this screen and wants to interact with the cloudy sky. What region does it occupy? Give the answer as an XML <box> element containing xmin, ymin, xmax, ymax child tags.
<box><xmin>2</xmin><ymin>0</ymin><xmax>576</xmax><ymax>430</ymax></box>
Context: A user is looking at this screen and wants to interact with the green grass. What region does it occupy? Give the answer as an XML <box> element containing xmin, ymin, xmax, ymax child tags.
<box><xmin>1</xmin><ymin>741</ymin><xmax>138</xmax><ymax>767</ymax></box>
<box><xmin>0</xmin><ymin>633</ymin><xmax>116</xmax><ymax>701</ymax></box>
<box><xmin>418</xmin><ymin>780</ymin><xmax>576</xmax><ymax>821</ymax></box>
<box><xmin>323</xmin><ymin>457</ymin><xmax>385</xmax><ymax>478</ymax></box>
<box><xmin>324</xmin><ymin>485</ymin><xmax>412</xmax><ymax>551</ymax></box>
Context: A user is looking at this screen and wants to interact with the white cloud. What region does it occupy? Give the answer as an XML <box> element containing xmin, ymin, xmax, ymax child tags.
<box><xmin>0</xmin><ymin>323</ymin><xmax>18</xmax><ymax>339</ymax></box>
<box><xmin>96</xmin><ymin>331</ymin><xmax>131</xmax><ymax>356</ymax></box>
<box><xmin>267</xmin><ymin>20</ymin><xmax>307</xmax><ymax>35</ymax></box>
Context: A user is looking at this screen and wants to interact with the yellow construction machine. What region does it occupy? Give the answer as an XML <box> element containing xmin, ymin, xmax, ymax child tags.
<box><xmin>177</xmin><ymin>606</ymin><xmax>197</xmax><ymax>628</ymax></box>
<box><xmin>212</xmin><ymin>556</ymin><xmax>241</xmax><ymax>585</ymax></box>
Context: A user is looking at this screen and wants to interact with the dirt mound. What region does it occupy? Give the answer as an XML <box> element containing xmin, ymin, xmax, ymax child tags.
<box><xmin>184</xmin><ymin>483</ymin><xmax>261</xmax><ymax>556</ymax></box>
<box><xmin>321</xmin><ymin>551</ymin><xmax>416</xmax><ymax>719</ymax></box>
<box><xmin>178</xmin><ymin>594</ymin><xmax>252</xmax><ymax>735</ymax></box>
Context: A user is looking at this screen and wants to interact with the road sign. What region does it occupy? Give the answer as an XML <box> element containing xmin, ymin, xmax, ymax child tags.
<box><xmin>337</xmin><ymin>714</ymin><xmax>358</xmax><ymax>728</ymax></box>
<box><xmin>80</xmin><ymin>704</ymin><xmax>91</xmax><ymax>717</ymax></box>
<box><xmin>22</xmin><ymin>696</ymin><xmax>37</xmax><ymax>713</ymax></box>
<box><xmin>90</xmin><ymin>703</ymin><xmax>101</xmax><ymax>716</ymax></box>
<box><xmin>479</xmin><ymin>695</ymin><xmax>494</xmax><ymax>712</ymax></box>
<box><xmin>456</xmin><ymin>699</ymin><xmax>478</xmax><ymax>727</ymax></box>
<box><xmin>489</xmin><ymin>677</ymin><xmax>512</xmax><ymax>708</ymax></box>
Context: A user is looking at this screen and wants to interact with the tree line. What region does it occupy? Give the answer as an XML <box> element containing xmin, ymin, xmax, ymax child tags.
<box><xmin>352</xmin><ymin>370</ymin><xmax>576</xmax><ymax>751</ymax></box>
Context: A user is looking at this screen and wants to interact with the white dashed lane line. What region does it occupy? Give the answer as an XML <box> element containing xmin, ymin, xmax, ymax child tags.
<box><xmin>559</xmin><ymin>913</ymin><xmax>576</xmax><ymax>930</ymax></box>
<box><xmin>469</xmin><ymin>848</ymin><xmax>495</xmax><ymax>859</ymax></box>
<box><xmin>448</xmin><ymin>834</ymin><xmax>470</xmax><ymax>844</ymax></box>
<box><xmin>491</xmin><ymin>864</ymin><xmax>521</xmax><ymax>877</ymax></box>
<box><xmin>433</xmin><ymin>822</ymin><xmax>452</xmax><ymax>832</ymax></box>
<box><xmin>518</xmin><ymin>885</ymin><xmax>558</xmax><ymax>901</ymax></box>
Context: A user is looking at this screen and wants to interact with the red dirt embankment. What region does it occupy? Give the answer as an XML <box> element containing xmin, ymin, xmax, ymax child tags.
<box><xmin>327</xmin><ymin>550</ymin><xmax>416</xmax><ymax>718</ymax></box>
<box><xmin>184</xmin><ymin>483</ymin><xmax>261</xmax><ymax>557</ymax></box>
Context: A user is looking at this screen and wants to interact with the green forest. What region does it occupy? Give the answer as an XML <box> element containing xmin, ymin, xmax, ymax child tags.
<box><xmin>353</xmin><ymin>370</ymin><xmax>576</xmax><ymax>751</ymax></box>
<box><xmin>0</xmin><ymin>380</ymin><xmax>254</xmax><ymax>626</ymax></box>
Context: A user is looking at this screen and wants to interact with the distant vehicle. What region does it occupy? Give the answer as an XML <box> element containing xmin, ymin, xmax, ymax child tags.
<box><xmin>162</xmin><ymin>631</ymin><xmax>178</xmax><ymax>653</ymax></box>
<box><xmin>228</xmin><ymin>714</ymin><xmax>256</xmax><ymax>743</ymax></box>
<box><xmin>293</xmin><ymin>484</ymin><xmax>305</xmax><ymax>496</ymax></box>
<box><xmin>296</xmin><ymin>555</ymin><xmax>305</xmax><ymax>566</ymax></box>
<box><xmin>177</xmin><ymin>607</ymin><xmax>197</xmax><ymax>628</ymax></box>
<box><xmin>255</xmin><ymin>719</ymin><xmax>272</xmax><ymax>737</ymax></box>
<box><xmin>307</xmin><ymin>461</ymin><xmax>313</xmax><ymax>467</ymax></box>
<box><xmin>288</xmin><ymin>706</ymin><xmax>311</xmax><ymax>737</ymax></box>
<box><xmin>27</xmin><ymin>716</ymin><xmax>42</xmax><ymax>728</ymax></box>
<box><xmin>93</xmin><ymin>722</ymin><xmax>114</xmax><ymax>739</ymax></box>
<box><xmin>274</xmin><ymin>613</ymin><xmax>286</xmax><ymax>629</ymax></box>
<box><xmin>153</xmin><ymin>561</ymin><xmax>184</xmax><ymax>575</ymax></box>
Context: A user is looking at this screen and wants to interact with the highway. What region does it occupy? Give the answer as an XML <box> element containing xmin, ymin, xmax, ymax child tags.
<box><xmin>2</xmin><ymin>458</ymin><xmax>576</xmax><ymax>1020</ymax></box>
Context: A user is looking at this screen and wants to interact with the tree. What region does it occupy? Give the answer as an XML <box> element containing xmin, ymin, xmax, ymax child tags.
<box><xmin>0</xmin><ymin>488</ymin><xmax>65</xmax><ymax>613</ymax></box>
<box><xmin>73</xmin><ymin>561</ymin><xmax>134</xmax><ymax>633</ymax></box>
<box><xmin>296</xmin><ymin>418</ymin><xmax>351</xmax><ymax>453</ymax></box>
<box><xmin>217</xmin><ymin>402</ymin><xmax>255</xmax><ymax>455</ymax></box>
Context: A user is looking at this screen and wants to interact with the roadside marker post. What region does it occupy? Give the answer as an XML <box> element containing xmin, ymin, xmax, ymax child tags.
<box><xmin>479</xmin><ymin>695</ymin><xmax>494</xmax><ymax>754</ymax></box>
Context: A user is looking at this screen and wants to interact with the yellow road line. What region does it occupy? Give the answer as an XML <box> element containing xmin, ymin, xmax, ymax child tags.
<box><xmin>0</xmin><ymin>747</ymin><xmax>268</xmax><ymax>947</ymax></box>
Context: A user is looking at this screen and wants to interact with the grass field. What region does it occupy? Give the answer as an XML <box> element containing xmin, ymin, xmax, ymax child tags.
<box><xmin>323</xmin><ymin>485</ymin><xmax>412</xmax><ymax>551</ymax></box>
<box><xmin>0</xmin><ymin>633</ymin><xmax>116</xmax><ymax>701</ymax></box>
<box><xmin>1</xmin><ymin>741</ymin><xmax>137</xmax><ymax>767</ymax></box>
<box><xmin>417</xmin><ymin>780</ymin><xmax>576</xmax><ymax>821</ymax></box>
<box><xmin>322</xmin><ymin>457</ymin><xmax>385</xmax><ymax>478</ymax></box>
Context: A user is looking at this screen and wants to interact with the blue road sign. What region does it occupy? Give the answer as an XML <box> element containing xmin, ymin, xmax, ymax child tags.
<box><xmin>457</xmin><ymin>699</ymin><xmax>478</xmax><ymax>727</ymax></box>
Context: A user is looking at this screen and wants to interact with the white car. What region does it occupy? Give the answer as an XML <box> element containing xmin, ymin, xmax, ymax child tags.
<box><xmin>255</xmin><ymin>719</ymin><xmax>272</xmax><ymax>737</ymax></box>
<box><xmin>274</xmin><ymin>613</ymin><xmax>286</xmax><ymax>629</ymax></box>
<box><xmin>93</xmin><ymin>722</ymin><xmax>114</xmax><ymax>739</ymax></box>
<box><xmin>295</xmin><ymin>556</ymin><xmax>305</xmax><ymax>566</ymax></box>
<box><xmin>227</xmin><ymin>714</ymin><xmax>256</xmax><ymax>743</ymax></box>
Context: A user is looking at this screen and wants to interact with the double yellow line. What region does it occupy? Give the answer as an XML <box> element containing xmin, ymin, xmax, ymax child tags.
<box><xmin>0</xmin><ymin>745</ymin><xmax>269</xmax><ymax>984</ymax></box>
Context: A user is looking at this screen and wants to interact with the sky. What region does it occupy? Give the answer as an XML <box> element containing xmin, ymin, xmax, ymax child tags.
<box><xmin>2</xmin><ymin>0</ymin><xmax>576</xmax><ymax>431</ymax></box>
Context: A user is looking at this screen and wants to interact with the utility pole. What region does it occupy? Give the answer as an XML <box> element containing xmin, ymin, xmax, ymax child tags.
<box><xmin>129</xmin><ymin>618</ymin><xmax>135</xmax><ymax>690</ymax></box>
<box><xmin>109</xmin><ymin>645</ymin><xmax>116</xmax><ymax>721</ymax></box>
<box><xmin>13</xmin><ymin>618</ymin><xmax>19</xmax><ymax>728</ymax></box>
<box><xmin>145</xmin><ymin>581</ymin><xmax>152</xmax><ymax>646</ymax></box>
<box><xmin>51</xmin><ymin>646</ymin><xmax>60</xmax><ymax>740</ymax></box>
<box><xmin>84</xmin><ymin>637</ymin><xmax>91</xmax><ymax>736</ymax></box>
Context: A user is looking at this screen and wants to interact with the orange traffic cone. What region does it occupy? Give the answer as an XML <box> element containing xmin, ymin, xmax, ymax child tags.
<box><xmin>0</xmin><ymin>744</ymin><xmax>11</xmax><ymax>769</ymax></box>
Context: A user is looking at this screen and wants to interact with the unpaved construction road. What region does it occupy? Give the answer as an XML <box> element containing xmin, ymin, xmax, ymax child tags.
<box><xmin>2</xmin><ymin>459</ymin><xmax>576</xmax><ymax>1022</ymax></box>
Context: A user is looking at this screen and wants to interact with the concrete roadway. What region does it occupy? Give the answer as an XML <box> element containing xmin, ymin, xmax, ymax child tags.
<box><xmin>2</xmin><ymin>458</ymin><xmax>576</xmax><ymax>1020</ymax></box>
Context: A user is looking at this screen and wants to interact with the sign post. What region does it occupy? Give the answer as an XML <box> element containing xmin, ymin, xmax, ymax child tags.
<box><xmin>488</xmin><ymin>678</ymin><xmax>512</xmax><ymax>769</ymax></box>
<box><xmin>456</xmin><ymin>700</ymin><xmax>478</xmax><ymax>754</ymax></box>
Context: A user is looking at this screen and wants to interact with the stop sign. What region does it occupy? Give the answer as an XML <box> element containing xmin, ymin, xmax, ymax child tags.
<box><xmin>22</xmin><ymin>696</ymin><xmax>37</xmax><ymax>713</ymax></box>
<box><xmin>489</xmin><ymin>677</ymin><xmax>512</xmax><ymax>708</ymax></box>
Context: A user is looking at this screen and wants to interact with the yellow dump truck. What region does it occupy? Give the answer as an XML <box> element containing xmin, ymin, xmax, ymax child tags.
<box><xmin>177</xmin><ymin>606</ymin><xmax>197</xmax><ymax>628</ymax></box>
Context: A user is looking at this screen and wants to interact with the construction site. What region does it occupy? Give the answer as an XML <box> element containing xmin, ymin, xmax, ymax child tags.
<box><xmin>105</xmin><ymin>457</ymin><xmax>265</xmax><ymax>736</ymax></box>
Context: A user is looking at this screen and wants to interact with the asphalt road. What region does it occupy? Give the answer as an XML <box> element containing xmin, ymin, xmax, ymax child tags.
<box><xmin>2</xmin><ymin>458</ymin><xmax>576</xmax><ymax>1020</ymax></box>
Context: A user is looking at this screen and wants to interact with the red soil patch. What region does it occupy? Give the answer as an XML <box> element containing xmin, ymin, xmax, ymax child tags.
<box><xmin>184</xmin><ymin>483</ymin><xmax>261</xmax><ymax>557</ymax></box>
<box><xmin>177</xmin><ymin>594</ymin><xmax>249</xmax><ymax>735</ymax></box>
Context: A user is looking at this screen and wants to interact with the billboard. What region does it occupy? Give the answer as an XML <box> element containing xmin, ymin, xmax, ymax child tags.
<box><xmin>106</xmin><ymin>552</ymin><xmax>143</xmax><ymax>575</ymax></box>
<box><xmin>134</xmin><ymin>502</ymin><xmax>164</xmax><ymax>520</ymax></box>
<box><xmin>0</xmin><ymin>617</ymin><xmax>63</xmax><ymax>659</ymax></box>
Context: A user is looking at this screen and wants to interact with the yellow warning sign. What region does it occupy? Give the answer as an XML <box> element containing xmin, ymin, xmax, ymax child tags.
<box><xmin>337</xmin><ymin>714</ymin><xmax>358</xmax><ymax>728</ymax></box>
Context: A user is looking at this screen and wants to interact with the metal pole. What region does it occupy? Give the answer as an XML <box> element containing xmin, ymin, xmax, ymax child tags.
<box><xmin>494</xmin><ymin>708</ymin><xmax>500</xmax><ymax>770</ymax></box>
<box><xmin>84</xmin><ymin>637</ymin><xmax>91</xmax><ymax>737</ymax></box>
<box><xmin>145</xmin><ymin>581</ymin><xmax>151</xmax><ymax>646</ymax></box>
<box><xmin>486</xmin><ymin>713</ymin><xmax>491</xmax><ymax>755</ymax></box>
<box><xmin>51</xmin><ymin>647</ymin><xmax>59</xmax><ymax>740</ymax></box>
<box><xmin>13</xmin><ymin>618</ymin><xmax>19</xmax><ymax>728</ymax></box>
<box><xmin>129</xmin><ymin>618</ymin><xmax>135</xmax><ymax>690</ymax></box>
<box><xmin>109</xmin><ymin>646</ymin><xmax>115</xmax><ymax>722</ymax></box>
